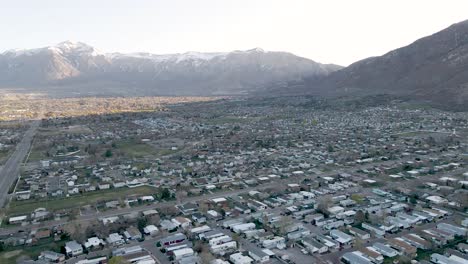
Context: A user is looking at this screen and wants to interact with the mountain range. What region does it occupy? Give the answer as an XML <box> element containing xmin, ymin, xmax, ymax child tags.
<box><xmin>0</xmin><ymin>19</ymin><xmax>467</xmax><ymax>109</ymax></box>
<box><xmin>297</xmin><ymin>19</ymin><xmax>468</xmax><ymax>110</ymax></box>
<box><xmin>0</xmin><ymin>42</ymin><xmax>341</xmax><ymax>96</ymax></box>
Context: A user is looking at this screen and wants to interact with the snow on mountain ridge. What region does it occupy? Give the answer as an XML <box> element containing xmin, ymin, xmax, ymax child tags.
<box><xmin>1</xmin><ymin>42</ymin><xmax>273</xmax><ymax>63</ymax></box>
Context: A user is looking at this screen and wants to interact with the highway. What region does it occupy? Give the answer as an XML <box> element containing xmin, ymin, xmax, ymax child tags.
<box><xmin>0</xmin><ymin>120</ymin><xmax>40</xmax><ymax>208</ymax></box>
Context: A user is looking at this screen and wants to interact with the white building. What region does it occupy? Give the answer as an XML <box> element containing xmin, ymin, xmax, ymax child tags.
<box><xmin>229</xmin><ymin>252</ymin><xmax>253</xmax><ymax>264</ymax></box>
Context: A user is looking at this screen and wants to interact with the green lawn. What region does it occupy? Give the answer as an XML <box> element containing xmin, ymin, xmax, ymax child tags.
<box><xmin>27</xmin><ymin>148</ymin><xmax>47</xmax><ymax>162</ymax></box>
<box><xmin>6</xmin><ymin>186</ymin><xmax>157</xmax><ymax>216</ymax></box>
<box><xmin>116</xmin><ymin>140</ymin><xmax>179</xmax><ymax>158</ymax></box>
<box><xmin>117</xmin><ymin>140</ymin><xmax>159</xmax><ymax>158</ymax></box>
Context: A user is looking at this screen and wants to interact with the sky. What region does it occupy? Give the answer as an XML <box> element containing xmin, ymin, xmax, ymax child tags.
<box><xmin>1</xmin><ymin>0</ymin><xmax>467</xmax><ymax>66</ymax></box>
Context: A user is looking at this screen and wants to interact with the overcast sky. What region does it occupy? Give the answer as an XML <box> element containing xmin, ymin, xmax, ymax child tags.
<box><xmin>1</xmin><ymin>0</ymin><xmax>467</xmax><ymax>65</ymax></box>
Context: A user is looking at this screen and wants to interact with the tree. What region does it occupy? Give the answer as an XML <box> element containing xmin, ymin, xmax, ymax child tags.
<box><xmin>278</xmin><ymin>216</ymin><xmax>293</xmax><ymax>235</ymax></box>
<box><xmin>159</xmin><ymin>205</ymin><xmax>179</xmax><ymax>217</ymax></box>
<box><xmin>354</xmin><ymin>238</ymin><xmax>365</xmax><ymax>250</ymax></box>
<box><xmin>137</xmin><ymin>218</ymin><xmax>148</xmax><ymax>231</ymax></box>
<box><xmin>67</xmin><ymin>222</ymin><xmax>86</xmax><ymax>243</ymax></box>
<box><xmin>354</xmin><ymin>210</ymin><xmax>366</xmax><ymax>225</ymax></box>
<box><xmin>176</xmin><ymin>190</ymin><xmax>188</xmax><ymax>204</ymax></box>
<box><xmin>200</xmin><ymin>251</ymin><xmax>215</xmax><ymax>263</ymax></box>
<box><xmin>198</xmin><ymin>202</ymin><xmax>209</xmax><ymax>214</ymax></box>
<box><xmin>160</xmin><ymin>188</ymin><xmax>171</xmax><ymax>200</ymax></box>
<box><xmin>104</xmin><ymin>149</ymin><xmax>113</xmax><ymax>158</ymax></box>
<box><xmin>316</xmin><ymin>196</ymin><xmax>332</xmax><ymax>217</ymax></box>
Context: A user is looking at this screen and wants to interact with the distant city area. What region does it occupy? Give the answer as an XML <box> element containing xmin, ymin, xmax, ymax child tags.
<box><xmin>0</xmin><ymin>96</ymin><xmax>467</xmax><ymax>264</ymax></box>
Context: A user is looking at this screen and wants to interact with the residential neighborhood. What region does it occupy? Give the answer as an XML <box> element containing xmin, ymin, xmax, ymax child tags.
<box><xmin>0</xmin><ymin>97</ymin><xmax>467</xmax><ymax>264</ymax></box>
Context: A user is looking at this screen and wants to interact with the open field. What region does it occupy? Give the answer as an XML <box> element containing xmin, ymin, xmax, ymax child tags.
<box><xmin>117</xmin><ymin>139</ymin><xmax>180</xmax><ymax>158</ymax></box>
<box><xmin>5</xmin><ymin>185</ymin><xmax>158</xmax><ymax>216</ymax></box>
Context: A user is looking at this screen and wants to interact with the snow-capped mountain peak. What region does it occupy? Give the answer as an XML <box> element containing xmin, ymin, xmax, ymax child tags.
<box><xmin>0</xmin><ymin>41</ymin><xmax>342</xmax><ymax>96</ymax></box>
<box><xmin>55</xmin><ymin>41</ymin><xmax>102</xmax><ymax>56</ymax></box>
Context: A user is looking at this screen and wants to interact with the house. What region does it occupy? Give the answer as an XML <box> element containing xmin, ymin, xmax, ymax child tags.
<box><xmin>348</xmin><ymin>227</ymin><xmax>371</xmax><ymax>240</ymax></box>
<box><xmin>302</xmin><ymin>238</ymin><xmax>328</xmax><ymax>254</ymax></box>
<box><xmin>209</xmin><ymin>235</ymin><xmax>232</xmax><ymax>246</ymax></box>
<box><xmin>139</xmin><ymin>196</ymin><xmax>155</xmax><ymax>202</ymax></box>
<box><xmin>324</xmin><ymin>220</ymin><xmax>345</xmax><ymax>230</ymax></box>
<box><xmin>191</xmin><ymin>213</ymin><xmax>206</xmax><ymax>224</ymax></box>
<box><xmin>9</xmin><ymin>215</ymin><xmax>28</xmax><ymax>224</ymax></box>
<box><xmin>15</xmin><ymin>190</ymin><xmax>31</xmax><ymax>201</ymax></box>
<box><xmin>124</xmin><ymin>226</ymin><xmax>142</xmax><ymax>240</ymax></box>
<box><xmin>223</xmin><ymin>219</ymin><xmax>244</xmax><ymax>228</ymax></box>
<box><xmin>232</xmin><ymin>223</ymin><xmax>256</xmax><ymax>234</ymax></box>
<box><xmin>210</xmin><ymin>241</ymin><xmax>237</xmax><ymax>255</ymax></box>
<box><xmin>39</xmin><ymin>251</ymin><xmax>65</xmax><ymax>263</ymax></box>
<box><xmin>248</xmin><ymin>247</ymin><xmax>271</xmax><ymax>262</ymax></box>
<box><xmin>178</xmin><ymin>202</ymin><xmax>198</xmax><ymax>215</ymax></box>
<box><xmin>98</xmin><ymin>184</ymin><xmax>110</xmax><ymax>190</ymax></box>
<box><xmin>105</xmin><ymin>200</ymin><xmax>120</xmax><ymax>209</ymax></box>
<box><xmin>426</xmin><ymin>195</ymin><xmax>448</xmax><ymax>204</ymax></box>
<box><xmin>173</xmin><ymin>248</ymin><xmax>194</xmax><ymax>260</ymax></box>
<box><xmin>113</xmin><ymin>245</ymin><xmax>144</xmax><ymax>257</ymax></box>
<box><xmin>387</xmin><ymin>238</ymin><xmax>417</xmax><ymax>257</ymax></box>
<box><xmin>248</xmin><ymin>200</ymin><xmax>268</xmax><ymax>211</ymax></box>
<box><xmin>401</xmin><ymin>234</ymin><xmax>431</xmax><ymax>250</ymax></box>
<box><xmin>172</xmin><ymin>217</ymin><xmax>192</xmax><ymax>229</ymax></box>
<box><xmin>262</xmin><ymin>236</ymin><xmax>286</xmax><ymax>249</ymax></box>
<box><xmin>143</xmin><ymin>225</ymin><xmax>159</xmax><ymax>236</ymax></box>
<box><xmin>361</xmin><ymin>223</ymin><xmax>386</xmax><ymax>237</ymax></box>
<box><xmin>160</xmin><ymin>233</ymin><xmax>187</xmax><ymax>247</ymax></box>
<box><xmin>315</xmin><ymin>234</ymin><xmax>339</xmax><ymax>250</ymax></box>
<box><xmin>65</xmin><ymin>241</ymin><xmax>83</xmax><ymax>257</ymax></box>
<box><xmin>327</xmin><ymin>206</ymin><xmax>345</xmax><ymax>216</ymax></box>
<box><xmin>101</xmin><ymin>216</ymin><xmax>119</xmax><ymax>225</ymax></box>
<box><xmin>437</xmin><ymin>223</ymin><xmax>467</xmax><ymax>236</ymax></box>
<box><xmin>200</xmin><ymin>230</ymin><xmax>225</xmax><ymax>240</ymax></box>
<box><xmin>207</xmin><ymin>210</ymin><xmax>222</xmax><ymax>220</ymax></box>
<box><xmin>234</xmin><ymin>204</ymin><xmax>251</xmax><ymax>214</ymax></box>
<box><xmin>430</xmin><ymin>253</ymin><xmax>467</xmax><ymax>264</ymax></box>
<box><xmin>34</xmin><ymin>229</ymin><xmax>51</xmax><ymax>240</ymax></box>
<box><xmin>165</xmin><ymin>242</ymin><xmax>191</xmax><ymax>255</ymax></box>
<box><xmin>304</xmin><ymin>213</ymin><xmax>324</xmax><ymax>224</ymax></box>
<box><xmin>160</xmin><ymin>219</ymin><xmax>178</xmax><ymax>231</ymax></box>
<box><xmin>229</xmin><ymin>252</ymin><xmax>253</xmax><ymax>264</ymax></box>
<box><xmin>341</xmin><ymin>251</ymin><xmax>373</xmax><ymax>264</ymax></box>
<box><xmin>190</xmin><ymin>225</ymin><xmax>211</xmax><ymax>236</ymax></box>
<box><xmin>420</xmin><ymin>229</ymin><xmax>449</xmax><ymax>246</ymax></box>
<box><xmin>107</xmin><ymin>233</ymin><xmax>125</xmax><ymax>246</ymax></box>
<box><xmin>120</xmin><ymin>251</ymin><xmax>155</xmax><ymax>263</ymax></box>
<box><xmin>287</xmin><ymin>229</ymin><xmax>310</xmax><ymax>240</ymax></box>
<box><xmin>372</xmin><ymin>243</ymin><xmax>399</xmax><ymax>257</ymax></box>
<box><xmin>359</xmin><ymin>247</ymin><xmax>384</xmax><ymax>264</ymax></box>
<box><xmin>142</xmin><ymin>209</ymin><xmax>159</xmax><ymax>217</ymax></box>
<box><xmin>330</xmin><ymin>230</ymin><xmax>353</xmax><ymax>245</ymax></box>
<box><xmin>84</xmin><ymin>237</ymin><xmax>105</xmax><ymax>249</ymax></box>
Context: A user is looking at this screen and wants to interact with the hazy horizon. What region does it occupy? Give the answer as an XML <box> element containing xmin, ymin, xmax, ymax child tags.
<box><xmin>1</xmin><ymin>0</ymin><xmax>468</xmax><ymax>66</ymax></box>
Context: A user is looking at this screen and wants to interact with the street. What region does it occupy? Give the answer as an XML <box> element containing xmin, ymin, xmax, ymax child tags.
<box><xmin>0</xmin><ymin>120</ymin><xmax>40</xmax><ymax>208</ymax></box>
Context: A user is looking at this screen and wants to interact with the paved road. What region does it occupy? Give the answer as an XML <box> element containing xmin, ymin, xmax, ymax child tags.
<box><xmin>0</xmin><ymin>120</ymin><xmax>40</xmax><ymax>208</ymax></box>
